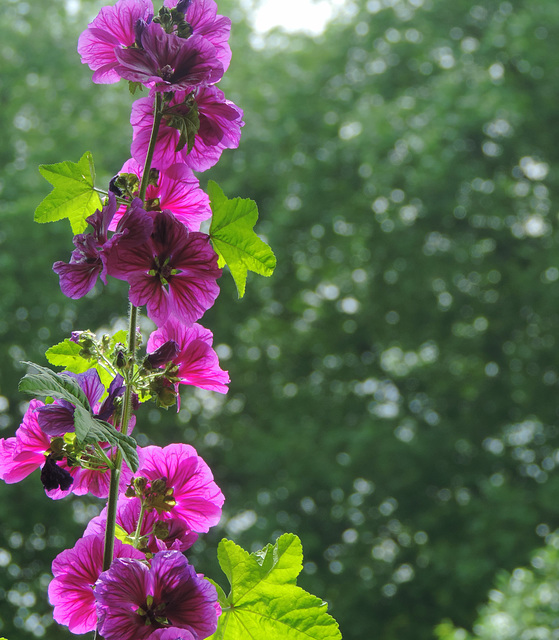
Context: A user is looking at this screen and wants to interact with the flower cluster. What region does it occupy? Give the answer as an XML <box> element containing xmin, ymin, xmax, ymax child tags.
<box><xmin>1</xmin><ymin>0</ymin><xmax>243</xmax><ymax>637</ymax></box>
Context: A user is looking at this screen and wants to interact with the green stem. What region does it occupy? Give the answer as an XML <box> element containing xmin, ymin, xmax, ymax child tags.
<box><xmin>93</xmin><ymin>187</ymin><xmax>129</xmax><ymax>206</ymax></box>
<box><xmin>101</xmin><ymin>304</ymin><xmax>138</xmax><ymax>572</ymax></box>
<box><xmin>96</xmin><ymin>91</ymin><xmax>165</xmax><ymax>639</ymax></box>
<box><xmin>139</xmin><ymin>91</ymin><xmax>164</xmax><ymax>202</ymax></box>
<box><xmin>132</xmin><ymin>500</ymin><xmax>147</xmax><ymax>547</ymax></box>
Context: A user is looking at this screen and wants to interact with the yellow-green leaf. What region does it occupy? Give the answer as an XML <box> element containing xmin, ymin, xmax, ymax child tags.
<box><xmin>208</xmin><ymin>180</ymin><xmax>276</xmax><ymax>297</ymax></box>
<box><xmin>35</xmin><ymin>151</ymin><xmax>102</xmax><ymax>234</ymax></box>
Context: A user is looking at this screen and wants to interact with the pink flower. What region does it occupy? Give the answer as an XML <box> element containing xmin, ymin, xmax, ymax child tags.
<box><xmin>84</xmin><ymin>498</ymin><xmax>198</xmax><ymax>553</ymax></box>
<box><xmin>107</xmin><ymin>210</ymin><xmax>222</xmax><ymax>327</ymax></box>
<box><xmin>0</xmin><ymin>396</ymin><xmax>134</xmax><ymax>500</ymax></box>
<box><xmin>147</xmin><ymin>318</ymin><xmax>229</xmax><ymax>394</ymax></box>
<box><xmin>110</xmin><ymin>158</ymin><xmax>212</xmax><ymax>232</ymax></box>
<box><xmin>78</xmin><ymin>0</ymin><xmax>153</xmax><ymax>84</ymax></box>
<box><xmin>0</xmin><ymin>399</ymin><xmax>50</xmax><ymax>484</ymax></box>
<box><xmin>131</xmin><ymin>86</ymin><xmax>243</xmax><ymax>172</ymax></box>
<box><xmin>95</xmin><ymin>550</ymin><xmax>219</xmax><ymax>640</ymax></box>
<box><xmin>137</xmin><ymin>443</ymin><xmax>224</xmax><ymax>532</ymax></box>
<box><xmin>49</xmin><ymin>535</ymin><xmax>144</xmax><ymax>634</ymax></box>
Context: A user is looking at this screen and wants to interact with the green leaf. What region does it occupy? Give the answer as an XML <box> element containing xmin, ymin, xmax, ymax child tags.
<box><xmin>45</xmin><ymin>339</ymin><xmax>93</xmax><ymax>373</ymax></box>
<box><xmin>208</xmin><ymin>180</ymin><xmax>276</xmax><ymax>297</ymax></box>
<box><xmin>35</xmin><ymin>151</ymin><xmax>102</xmax><ymax>234</ymax></box>
<box><xmin>19</xmin><ymin>362</ymin><xmax>90</xmax><ymax>409</ymax></box>
<box><xmin>73</xmin><ymin>406</ymin><xmax>139</xmax><ymax>473</ymax></box>
<box><xmin>19</xmin><ymin>363</ymin><xmax>139</xmax><ymax>473</ymax></box>
<box><xmin>209</xmin><ymin>534</ymin><xmax>342</xmax><ymax>640</ymax></box>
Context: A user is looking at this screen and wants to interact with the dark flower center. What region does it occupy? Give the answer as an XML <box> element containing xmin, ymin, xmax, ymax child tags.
<box><xmin>137</xmin><ymin>595</ymin><xmax>169</xmax><ymax>628</ymax></box>
<box><xmin>159</xmin><ymin>64</ymin><xmax>175</xmax><ymax>82</ymax></box>
<box><xmin>150</xmin><ymin>256</ymin><xmax>180</xmax><ymax>287</ymax></box>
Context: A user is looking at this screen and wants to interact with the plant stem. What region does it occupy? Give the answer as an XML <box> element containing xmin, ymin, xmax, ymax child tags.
<box><xmin>102</xmin><ymin>304</ymin><xmax>138</xmax><ymax>571</ymax></box>
<box><xmin>96</xmin><ymin>91</ymin><xmax>165</xmax><ymax>639</ymax></box>
<box><xmin>139</xmin><ymin>91</ymin><xmax>164</xmax><ymax>202</ymax></box>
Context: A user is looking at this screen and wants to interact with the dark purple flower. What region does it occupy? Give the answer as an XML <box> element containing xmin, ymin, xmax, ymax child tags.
<box><xmin>53</xmin><ymin>195</ymin><xmax>153</xmax><ymax>299</ymax></box>
<box><xmin>114</xmin><ymin>22</ymin><xmax>223</xmax><ymax>91</ymax></box>
<box><xmin>95</xmin><ymin>550</ymin><xmax>219</xmax><ymax>640</ymax></box>
<box><xmin>165</xmin><ymin>0</ymin><xmax>232</xmax><ymax>71</ymax></box>
<box><xmin>37</xmin><ymin>369</ymin><xmax>104</xmax><ymax>436</ymax></box>
<box><xmin>107</xmin><ymin>210</ymin><xmax>221</xmax><ymax>326</ymax></box>
<box><xmin>40</xmin><ymin>454</ymin><xmax>74</xmax><ymax>491</ymax></box>
<box><xmin>131</xmin><ymin>86</ymin><xmax>243</xmax><ymax>171</ymax></box>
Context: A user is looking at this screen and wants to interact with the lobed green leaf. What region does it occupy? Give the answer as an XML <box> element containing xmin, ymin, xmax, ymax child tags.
<box><xmin>210</xmin><ymin>534</ymin><xmax>342</xmax><ymax>640</ymax></box>
<box><xmin>35</xmin><ymin>151</ymin><xmax>101</xmax><ymax>234</ymax></box>
<box><xmin>208</xmin><ymin>180</ymin><xmax>276</xmax><ymax>297</ymax></box>
<box><xmin>45</xmin><ymin>339</ymin><xmax>94</xmax><ymax>373</ymax></box>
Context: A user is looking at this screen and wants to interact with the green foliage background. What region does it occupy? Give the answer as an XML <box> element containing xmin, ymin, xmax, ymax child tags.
<box><xmin>2</xmin><ymin>0</ymin><xmax>559</xmax><ymax>638</ymax></box>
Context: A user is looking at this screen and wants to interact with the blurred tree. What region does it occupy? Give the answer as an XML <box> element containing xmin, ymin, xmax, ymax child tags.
<box><xmin>436</xmin><ymin>529</ymin><xmax>559</xmax><ymax>640</ymax></box>
<box><xmin>3</xmin><ymin>0</ymin><xmax>559</xmax><ymax>639</ymax></box>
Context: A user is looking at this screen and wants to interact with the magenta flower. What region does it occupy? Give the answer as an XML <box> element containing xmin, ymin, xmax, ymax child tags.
<box><xmin>49</xmin><ymin>534</ymin><xmax>144</xmax><ymax>634</ymax></box>
<box><xmin>107</xmin><ymin>210</ymin><xmax>221</xmax><ymax>326</ymax></box>
<box><xmin>85</xmin><ymin>497</ymin><xmax>198</xmax><ymax>554</ymax></box>
<box><xmin>114</xmin><ymin>22</ymin><xmax>223</xmax><ymax>91</ymax></box>
<box><xmin>0</xmin><ymin>391</ymin><xmax>134</xmax><ymax>499</ymax></box>
<box><xmin>147</xmin><ymin>318</ymin><xmax>229</xmax><ymax>394</ymax></box>
<box><xmin>110</xmin><ymin>158</ymin><xmax>212</xmax><ymax>232</ymax></box>
<box><xmin>95</xmin><ymin>550</ymin><xmax>219</xmax><ymax>640</ymax></box>
<box><xmin>131</xmin><ymin>86</ymin><xmax>243</xmax><ymax>171</ymax></box>
<box><xmin>78</xmin><ymin>0</ymin><xmax>153</xmax><ymax>83</ymax></box>
<box><xmin>0</xmin><ymin>400</ymin><xmax>50</xmax><ymax>484</ymax></box>
<box><xmin>0</xmin><ymin>399</ymin><xmax>76</xmax><ymax>495</ymax></box>
<box><xmin>165</xmin><ymin>0</ymin><xmax>232</xmax><ymax>71</ymax></box>
<box><xmin>137</xmin><ymin>443</ymin><xmax>224</xmax><ymax>532</ymax></box>
<box><xmin>53</xmin><ymin>195</ymin><xmax>153</xmax><ymax>299</ymax></box>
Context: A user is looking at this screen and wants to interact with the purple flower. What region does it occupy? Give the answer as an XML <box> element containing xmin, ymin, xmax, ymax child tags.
<box><xmin>49</xmin><ymin>534</ymin><xmax>144</xmax><ymax>634</ymax></box>
<box><xmin>114</xmin><ymin>22</ymin><xmax>223</xmax><ymax>91</ymax></box>
<box><xmin>131</xmin><ymin>86</ymin><xmax>243</xmax><ymax>171</ymax></box>
<box><xmin>95</xmin><ymin>550</ymin><xmax>219</xmax><ymax>640</ymax></box>
<box><xmin>53</xmin><ymin>195</ymin><xmax>153</xmax><ymax>299</ymax></box>
<box><xmin>110</xmin><ymin>158</ymin><xmax>212</xmax><ymax>232</ymax></box>
<box><xmin>78</xmin><ymin>0</ymin><xmax>154</xmax><ymax>83</ymax></box>
<box><xmin>137</xmin><ymin>443</ymin><xmax>224</xmax><ymax>532</ymax></box>
<box><xmin>147</xmin><ymin>318</ymin><xmax>229</xmax><ymax>394</ymax></box>
<box><xmin>107</xmin><ymin>210</ymin><xmax>221</xmax><ymax>326</ymax></box>
<box><xmin>85</xmin><ymin>498</ymin><xmax>198</xmax><ymax>554</ymax></box>
<box><xmin>37</xmin><ymin>369</ymin><xmax>105</xmax><ymax>437</ymax></box>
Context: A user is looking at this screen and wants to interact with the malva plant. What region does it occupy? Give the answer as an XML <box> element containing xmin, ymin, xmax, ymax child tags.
<box><xmin>0</xmin><ymin>0</ymin><xmax>342</xmax><ymax>639</ymax></box>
